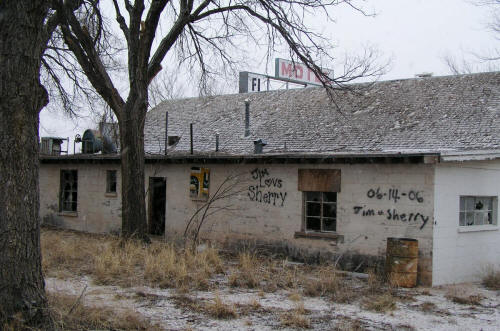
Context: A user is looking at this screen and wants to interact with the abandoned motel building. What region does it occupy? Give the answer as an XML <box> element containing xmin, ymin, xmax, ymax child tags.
<box><xmin>39</xmin><ymin>71</ymin><xmax>500</xmax><ymax>287</ymax></box>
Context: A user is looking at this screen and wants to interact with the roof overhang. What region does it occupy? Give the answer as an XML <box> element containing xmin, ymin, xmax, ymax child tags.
<box><xmin>439</xmin><ymin>150</ymin><xmax>500</xmax><ymax>162</ymax></box>
<box><xmin>40</xmin><ymin>152</ymin><xmax>440</xmax><ymax>165</ymax></box>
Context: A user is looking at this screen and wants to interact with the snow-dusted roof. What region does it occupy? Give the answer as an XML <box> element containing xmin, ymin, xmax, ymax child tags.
<box><xmin>145</xmin><ymin>71</ymin><xmax>500</xmax><ymax>156</ymax></box>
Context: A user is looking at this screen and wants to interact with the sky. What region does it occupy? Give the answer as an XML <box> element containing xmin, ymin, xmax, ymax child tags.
<box><xmin>39</xmin><ymin>0</ymin><xmax>499</xmax><ymax>153</ymax></box>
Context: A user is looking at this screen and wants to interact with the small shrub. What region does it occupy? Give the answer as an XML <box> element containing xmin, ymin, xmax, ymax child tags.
<box><xmin>445</xmin><ymin>286</ymin><xmax>483</xmax><ymax>306</ymax></box>
<box><xmin>289</xmin><ymin>292</ymin><xmax>302</xmax><ymax>302</ymax></box>
<box><xmin>280</xmin><ymin>303</ymin><xmax>311</xmax><ymax>329</ymax></box>
<box><xmin>303</xmin><ymin>266</ymin><xmax>339</xmax><ymax>297</ymax></box>
<box><xmin>205</xmin><ymin>294</ymin><xmax>237</xmax><ymax>319</ymax></box>
<box><xmin>419</xmin><ymin>301</ymin><xmax>437</xmax><ymax>312</ymax></box>
<box><xmin>447</xmin><ymin>294</ymin><xmax>483</xmax><ymax>306</ymax></box>
<box><xmin>229</xmin><ymin>252</ymin><xmax>260</xmax><ymax>288</ymax></box>
<box><xmin>363</xmin><ymin>293</ymin><xmax>397</xmax><ymax>312</ymax></box>
<box><xmin>47</xmin><ymin>292</ymin><xmax>160</xmax><ymax>330</ymax></box>
<box><xmin>482</xmin><ymin>268</ymin><xmax>500</xmax><ymax>290</ymax></box>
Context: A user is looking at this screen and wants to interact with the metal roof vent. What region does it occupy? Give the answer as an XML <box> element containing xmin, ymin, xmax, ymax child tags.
<box><xmin>253</xmin><ymin>139</ymin><xmax>267</xmax><ymax>154</ymax></box>
<box><xmin>415</xmin><ymin>72</ymin><xmax>433</xmax><ymax>78</ymax></box>
<box><xmin>244</xmin><ymin>99</ymin><xmax>250</xmax><ymax>137</ymax></box>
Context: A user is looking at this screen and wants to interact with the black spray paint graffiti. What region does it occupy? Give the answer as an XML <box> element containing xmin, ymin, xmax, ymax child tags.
<box><xmin>366</xmin><ymin>187</ymin><xmax>424</xmax><ymax>203</ymax></box>
<box><xmin>248</xmin><ymin>168</ymin><xmax>287</xmax><ymax>207</ymax></box>
<box><xmin>353</xmin><ymin>205</ymin><xmax>429</xmax><ymax>230</ymax></box>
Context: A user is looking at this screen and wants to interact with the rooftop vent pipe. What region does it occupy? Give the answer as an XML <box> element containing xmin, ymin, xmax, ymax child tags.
<box><xmin>254</xmin><ymin>139</ymin><xmax>267</xmax><ymax>154</ymax></box>
<box><xmin>244</xmin><ymin>99</ymin><xmax>250</xmax><ymax>137</ymax></box>
<box><xmin>415</xmin><ymin>72</ymin><xmax>433</xmax><ymax>78</ymax></box>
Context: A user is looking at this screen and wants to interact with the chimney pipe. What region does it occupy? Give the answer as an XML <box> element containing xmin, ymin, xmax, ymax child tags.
<box><xmin>244</xmin><ymin>99</ymin><xmax>250</xmax><ymax>137</ymax></box>
<box><xmin>215</xmin><ymin>133</ymin><xmax>219</xmax><ymax>152</ymax></box>
<box><xmin>253</xmin><ymin>139</ymin><xmax>267</xmax><ymax>154</ymax></box>
<box><xmin>164</xmin><ymin>111</ymin><xmax>168</xmax><ymax>155</ymax></box>
<box><xmin>190</xmin><ymin>123</ymin><xmax>193</xmax><ymax>155</ymax></box>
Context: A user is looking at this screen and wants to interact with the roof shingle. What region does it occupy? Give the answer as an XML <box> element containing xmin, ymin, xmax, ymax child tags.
<box><xmin>145</xmin><ymin>72</ymin><xmax>500</xmax><ymax>156</ymax></box>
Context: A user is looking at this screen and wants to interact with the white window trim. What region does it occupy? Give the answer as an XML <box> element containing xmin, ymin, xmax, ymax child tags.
<box><xmin>458</xmin><ymin>195</ymin><xmax>498</xmax><ymax>231</ymax></box>
<box><xmin>458</xmin><ymin>224</ymin><xmax>499</xmax><ymax>233</ymax></box>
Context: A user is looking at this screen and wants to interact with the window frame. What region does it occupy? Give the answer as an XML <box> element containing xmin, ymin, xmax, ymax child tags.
<box><xmin>459</xmin><ymin>195</ymin><xmax>498</xmax><ymax>229</ymax></box>
<box><xmin>59</xmin><ymin>169</ymin><xmax>78</xmax><ymax>213</ymax></box>
<box><xmin>302</xmin><ymin>191</ymin><xmax>337</xmax><ymax>233</ymax></box>
<box><xmin>106</xmin><ymin>169</ymin><xmax>117</xmax><ymax>194</ymax></box>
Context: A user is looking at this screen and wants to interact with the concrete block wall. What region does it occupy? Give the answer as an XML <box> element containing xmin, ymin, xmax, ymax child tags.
<box><xmin>146</xmin><ymin>162</ymin><xmax>434</xmax><ymax>284</ymax></box>
<box><xmin>433</xmin><ymin>159</ymin><xmax>500</xmax><ymax>285</ymax></box>
<box><xmin>39</xmin><ymin>164</ymin><xmax>122</xmax><ymax>233</ymax></box>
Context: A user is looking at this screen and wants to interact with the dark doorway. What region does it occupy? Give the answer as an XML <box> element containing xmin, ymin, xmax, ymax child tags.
<box><xmin>148</xmin><ymin>177</ymin><xmax>166</xmax><ymax>235</ymax></box>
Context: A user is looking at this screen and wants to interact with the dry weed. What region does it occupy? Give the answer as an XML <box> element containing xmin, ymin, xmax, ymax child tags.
<box><xmin>249</xmin><ymin>298</ymin><xmax>262</xmax><ymax>309</ymax></box>
<box><xmin>482</xmin><ymin>267</ymin><xmax>500</xmax><ymax>290</ymax></box>
<box><xmin>205</xmin><ymin>294</ymin><xmax>237</xmax><ymax>319</ymax></box>
<box><xmin>363</xmin><ymin>293</ymin><xmax>397</xmax><ymax>312</ymax></box>
<box><xmin>41</xmin><ymin>229</ymin><xmax>103</xmax><ymax>277</ymax></box>
<box><xmin>303</xmin><ymin>266</ymin><xmax>340</xmax><ymax>297</ymax></box>
<box><xmin>445</xmin><ymin>286</ymin><xmax>483</xmax><ymax>306</ymax></box>
<box><xmin>47</xmin><ymin>292</ymin><xmax>160</xmax><ymax>330</ymax></box>
<box><xmin>280</xmin><ymin>302</ymin><xmax>311</xmax><ymax>329</ymax></box>
<box><xmin>42</xmin><ymin>229</ymin><xmax>223</xmax><ymax>291</ymax></box>
<box><xmin>94</xmin><ymin>239</ymin><xmax>144</xmax><ymax>286</ymax></box>
<box><xmin>289</xmin><ymin>292</ymin><xmax>302</xmax><ymax>302</ymax></box>
<box><xmin>229</xmin><ymin>252</ymin><xmax>260</xmax><ymax>288</ymax></box>
<box><xmin>419</xmin><ymin>301</ymin><xmax>437</xmax><ymax>312</ymax></box>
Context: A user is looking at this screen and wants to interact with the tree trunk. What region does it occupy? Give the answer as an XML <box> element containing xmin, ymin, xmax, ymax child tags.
<box><xmin>119</xmin><ymin>95</ymin><xmax>148</xmax><ymax>240</ymax></box>
<box><xmin>0</xmin><ymin>0</ymin><xmax>53</xmax><ymax>328</ymax></box>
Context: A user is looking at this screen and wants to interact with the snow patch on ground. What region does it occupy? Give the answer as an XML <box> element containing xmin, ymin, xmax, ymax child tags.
<box><xmin>46</xmin><ymin>277</ymin><xmax>500</xmax><ymax>330</ymax></box>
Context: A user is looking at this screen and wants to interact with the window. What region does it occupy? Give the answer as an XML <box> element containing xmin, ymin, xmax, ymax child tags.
<box><xmin>459</xmin><ymin>196</ymin><xmax>497</xmax><ymax>226</ymax></box>
<box><xmin>106</xmin><ymin>170</ymin><xmax>117</xmax><ymax>194</ymax></box>
<box><xmin>60</xmin><ymin>170</ymin><xmax>77</xmax><ymax>212</ymax></box>
<box><xmin>304</xmin><ymin>191</ymin><xmax>337</xmax><ymax>232</ymax></box>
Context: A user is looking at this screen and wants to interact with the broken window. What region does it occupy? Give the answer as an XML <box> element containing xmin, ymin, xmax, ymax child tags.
<box><xmin>106</xmin><ymin>170</ymin><xmax>117</xmax><ymax>193</ymax></box>
<box><xmin>459</xmin><ymin>196</ymin><xmax>497</xmax><ymax>226</ymax></box>
<box><xmin>190</xmin><ymin>167</ymin><xmax>210</xmax><ymax>201</ymax></box>
<box><xmin>304</xmin><ymin>192</ymin><xmax>337</xmax><ymax>232</ymax></box>
<box><xmin>60</xmin><ymin>170</ymin><xmax>78</xmax><ymax>212</ymax></box>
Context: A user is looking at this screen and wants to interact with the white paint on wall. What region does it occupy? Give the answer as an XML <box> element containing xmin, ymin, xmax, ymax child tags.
<box><xmin>433</xmin><ymin>159</ymin><xmax>500</xmax><ymax>286</ymax></box>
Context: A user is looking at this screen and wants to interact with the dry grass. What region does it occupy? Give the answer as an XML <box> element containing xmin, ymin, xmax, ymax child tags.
<box><xmin>482</xmin><ymin>267</ymin><xmax>500</xmax><ymax>290</ymax></box>
<box><xmin>46</xmin><ymin>292</ymin><xmax>161</xmax><ymax>330</ymax></box>
<box><xmin>447</xmin><ymin>294</ymin><xmax>483</xmax><ymax>306</ymax></box>
<box><xmin>280</xmin><ymin>302</ymin><xmax>311</xmax><ymax>329</ymax></box>
<box><xmin>445</xmin><ymin>286</ymin><xmax>483</xmax><ymax>306</ymax></box>
<box><xmin>289</xmin><ymin>291</ymin><xmax>302</xmax><ymax>302</ymax></box>
<box><xmin>205</xmin><ymin>294</ymin><xmax>238</xmax><ymax>319</ymax></box>
<box><xmin>419</xmin><ymin>301</ymin><xmax>437</xmax><ymax>312</ymax></box>
<box><xmin>303</xmin><ymin>266</ymin><xmax>340</xmax><ymax>297</ymax></box>
<box><xmin>41</xmin><ymin>229</ymin><xmax>105</xmax><ymax>277</ymax></box>
<box><xmin>363</xmin><ymin>293</ymin><xmax>397</xmax><ymax>312</ymax></box>
<box><xmin>228</xmin><ymin>252</ymin><xmax>261</xmax><ymax>288</ymax></box>
<box><xmin>42</xmin><ymin>228</ymin><xmax>223</xmax><ymax>291</ymax></box>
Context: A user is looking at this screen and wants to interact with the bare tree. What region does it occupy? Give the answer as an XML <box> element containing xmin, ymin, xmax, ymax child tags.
<box><xmin>52</xmin><ymin>0</ymin><xmax>384</xmax><ymax>240</ymax></box>
<box><xmin>148</xmin><ymin>67</ymin><xmax>186</xmax><ymax>109</ymax></box>
<box><xmin>0</xmin><ymin>1</ymin><xmax>62</xmax><ymax>328</ymax></box>
<box><xmin>445</xmin><ymin>0</ymin><xmax>500</xmax><ymax>73</ymax></box>
<box><xmin>184</xmin><ymin>173</ymin><xmax>246</xmax><ymax>249</ymax></box>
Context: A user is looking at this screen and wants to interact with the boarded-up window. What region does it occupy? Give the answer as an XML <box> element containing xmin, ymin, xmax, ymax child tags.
<box><xmin>298</xmin><ymin>169</ymin><xmax>341</xmax><ymax>192</ymax></box>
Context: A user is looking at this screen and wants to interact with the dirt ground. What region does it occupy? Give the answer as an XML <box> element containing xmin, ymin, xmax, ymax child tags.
<box><xmin>45</xmin><ymin>276</ymin><xmax>500</xmax><ymax>330</ymax></box>
<box><xmin>41</xmin><ymin>229</ymin><xmax>500</xmax><ymax>330</ymax></box>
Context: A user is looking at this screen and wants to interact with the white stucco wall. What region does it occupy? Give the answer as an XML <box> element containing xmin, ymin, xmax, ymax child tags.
<box><xmin>433</xmin><ymin>159</ymin><xmax>500</xmax><ymax>286</ymax></box>
<box><xmin>39</xmin><ymin>163</ymin><xmax>122</xmax><ymax>233</ymax></box>
<box><xmin>146</xmin><ymin>162</ymin><xmax>434</xmax><ymax>284</ymax></box>
<box><xmin>39</xmin><ymin>161</ymin><xmax>435</xmax><ymax>284</ymax></box>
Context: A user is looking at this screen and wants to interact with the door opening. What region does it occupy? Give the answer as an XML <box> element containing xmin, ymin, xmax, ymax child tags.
<box><xmin>148</xmin><ymin>177</ymin><xmax>166</xmax><ymax>235</ymax></box>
